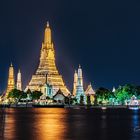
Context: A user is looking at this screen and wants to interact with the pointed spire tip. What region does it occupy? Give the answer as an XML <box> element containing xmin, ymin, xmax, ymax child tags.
<box><xmin>18</xmin><ymin>69</ymin><xmax>21</xmax><ymax>73</ymax></box>
<box><xmin>47</xmin><ymin>21</ymin><xmax>49</xmax><ymax>27</ymax></box>
<box><xmin>10</xmin><ymin>62</ymin><xmax>13</xmax><ymax>67</ymax></box>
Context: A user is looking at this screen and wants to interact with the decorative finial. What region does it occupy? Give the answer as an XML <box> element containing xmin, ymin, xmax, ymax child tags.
<box><xmin>47</xmin><ymin>21</ymin><xmax>49</xmax><ymax>27</ymax></box>
<box><xmin>79</xmin><ymin>64</ymin><xmax>81</xmax><ymax>68</ymax></box>
<box><xmin>10</xmin><ymin>62</ymin><xmax>13</xmax><ymax>67</ymax></box>
<box><xmin>18</xmin><ymin>69</ymin><xmax>21</xmax><ymax>73</ymax></box>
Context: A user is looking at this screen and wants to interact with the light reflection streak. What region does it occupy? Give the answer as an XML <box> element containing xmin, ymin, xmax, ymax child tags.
<box><xmin>3</xmin><ymin>108</ymin><xmax>68</xmax><ymax>140</ymax></box>
<box><xmin>33</xmin><ymin>108</ymin><xmax>68</xmax><ymax>140</ymax></box>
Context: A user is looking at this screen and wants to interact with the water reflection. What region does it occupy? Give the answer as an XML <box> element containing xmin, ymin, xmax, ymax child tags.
<box><xmin>2</xmin><ymin>108</ymin><xmax>140</xmax><ymax>140</ymax></box>
<box><xmin>131</xmin><ymin>110</ymin><xmax>140</xmax><ymax>140</ymax></box>
<box><xmin>3</xmin><ymin>108</ymin><xmax>68</xmax><ymax>140</ymax></box>
<box><xmin>4</xmin><ymin>109</ymin><xmax>16</xmax><ymax>140</ymax></box>
<box><xmin>33</xmin><ymin>109</ymin><xmax>68</xmax><ymax>140</ymax></box>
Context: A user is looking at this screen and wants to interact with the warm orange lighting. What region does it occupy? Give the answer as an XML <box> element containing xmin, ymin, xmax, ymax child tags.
<box><xmin>33</xmin><ymin>108</ymin><xmax>68</xmax><ymax>140</ymax></box>
<box><xmin>6</xmin><ymin>64</ymin><xmax>15</xmax><ymax>96</ymax></box>
<box><xmin>26</xmin><ymin>22</ymin><xmax>70</xmax><ymax>96</ymax></box>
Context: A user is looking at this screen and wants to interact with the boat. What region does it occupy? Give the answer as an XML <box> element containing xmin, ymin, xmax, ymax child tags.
<box><xmin>101</xmin><ymin>106</ymin><xmax>107</xmax><ymax>110</ymax></box>
<box><xmin>128</xmin><ymin>105</ymin><xmax>139</xmax><ymax>110</ymax></box>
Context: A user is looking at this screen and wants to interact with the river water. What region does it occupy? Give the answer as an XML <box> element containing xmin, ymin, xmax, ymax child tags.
<box><xmin>0</xmin><ymin>108</ymin><xmax>140</xmax><ymax>140</ymax></box>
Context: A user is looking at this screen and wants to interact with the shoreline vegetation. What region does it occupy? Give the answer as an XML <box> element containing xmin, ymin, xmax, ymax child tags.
<box><xmin>1</xmin><ymin>84</ymin><xmax>140</xmax><ymax>108</ymax></box>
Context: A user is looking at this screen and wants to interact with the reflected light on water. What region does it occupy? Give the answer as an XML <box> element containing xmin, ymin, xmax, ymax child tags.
<box><xmin>3</xmin><ymin>108</ymin><xmax>68</xmax><ymax>140</ymax></box>
<box><xmin>33</xmin><ymin>108</ymin><xmax>68</xmax><ymax>140</ymax></box>
<box><xmin>3</xmin><ymin>108</ymin><xmax>140</xmax><ymax>140</ymax></box>
<box><xmin>131</xmin><ymin>110</ymin><xmax>140</xmax><ymax>140</ymax></box>
<box><xmin>4</xmin><ymin>109</ymin><xmax>16</xmax><ymax>140</ymax></box>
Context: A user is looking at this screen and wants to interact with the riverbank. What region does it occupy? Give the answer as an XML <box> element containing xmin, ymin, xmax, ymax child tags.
<box><xmin>0</xmin><ymin>104</ymin><xmax>140</xmax><ymax>109</ymax></box>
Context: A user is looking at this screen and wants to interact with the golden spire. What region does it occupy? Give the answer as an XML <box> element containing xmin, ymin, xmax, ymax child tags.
<box><xmin>6</xmin><ymin>63</ymin><xmax>15</xmax><ymax>96</ymax></box>
<box><xmin>44</xmin><ymin>21</ymin><xmax>51</xmax><ymax>44</ymax></box>
<box><xmin>26</xmin><ymin>23</ymin><xmax>70</xmax><ymax>96</ymax></box>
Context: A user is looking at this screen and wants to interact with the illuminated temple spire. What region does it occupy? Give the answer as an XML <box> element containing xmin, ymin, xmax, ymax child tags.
<box><xmin>6</xmin><ymin>63</ymin><xmax>15</xmax><ymax>96</ymax></box>
<box><xmin>26</xmin><ymin>22</ymin><xmax>70</xmax><ymax>96</ymax></box>
<box><xmin>76</xmin><ymin>65</ymin><xmax>86</xmax><ymax>104</ymax></box>
<box><xmin>72</xmin><ymin>70</ymin><xmax>78</xmax><ymax>96</ymax></box>
<box><xmin>17</xmin><ymin>69</ymin><xmax>22</xmax><ymax>91</ymax></box>
<box><xmin>44</xmin><ymin>21</ymin><xmax>51</xmax><ymax>44</ymax></box>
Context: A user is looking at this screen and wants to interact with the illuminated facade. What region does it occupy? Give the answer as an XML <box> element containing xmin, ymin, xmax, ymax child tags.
<box><xmin>72</xmin><ymin>70</ymin><xmax>78</xmax><ymax>96</ymax></box>
<box><xmin>16</xmin><ymin>69</ymin><xmax>22</xmax><ymax>90</ymax></box>
<box><xmin>75</xmin><ymin>65</ymin><xmax>86</xmax><ymax>104</ymax></box>
<box><xmin>26</xmin><ymin>22</ymin><xmax>70</xmax><ymax>96</ymax></box>
<box><xmin>6</xmin><ymin>63</ymin><xmax>15</xmax><ymax>96</ymax></box>
<box><xmin>85</xmin><ymin>84</ymin><xmax>95</xmax><ymax>105</ymax></box>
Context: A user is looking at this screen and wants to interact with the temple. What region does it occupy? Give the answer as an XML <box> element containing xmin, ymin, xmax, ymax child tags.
<box><xmin>26</xmin><ymin>22</ymin><xmax>70</xmax><ymax>96</ymax></box>
<box><xmin>72</xmin><ymin>70</ymin><xmax>78</xmax><ymax>96</ymax></box>
<box><xmin>85</xmin><ymin>83</ymin><xmax>95</xmax><ymax>105</ymax></box>
<box><xmin>6</xmin><ymin>63</ymin><xmax>15</xmax><ymax>96</ymax></box>
<box><xmin>75</xmin><ymin>65</ymin><xmax>86</xmax><ymax>104</ymax></box>
<box><xmin>17</xmin><ymin>69</ymin><xmax>22</xmax><ymax>91</ymax></box>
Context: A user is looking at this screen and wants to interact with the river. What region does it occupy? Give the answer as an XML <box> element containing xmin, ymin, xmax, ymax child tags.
<box><xmin>0</xmin><ymin>108</ymin><xmax>140</xmax><ymax>140</ymax></box>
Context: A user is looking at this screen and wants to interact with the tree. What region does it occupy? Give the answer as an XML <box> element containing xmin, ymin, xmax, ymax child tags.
<box><xmin>8</xmin><ymin>89</ymin><xmax>24</xmax><ymax>103</ymax></box>
<box><xmin>64</xmin><ymin>96</ymin><xmax>69</xmax><ymax>104</ymax></box>
<box><xmin>46</xmin><ymin>96</ymin><xmax>51</xmax><ymax>100</ymax></box>
<box><xmin>26</xmin><ymin>89</ymin><xmax>32</xmax><ymax>100</ymax></box>
<box><xmin>80</xmin><ymin>95</ymin><xmax>84</xmax><ymax>105</ymax></box>
<box><xmin>64</xmin><ymin>94</ymin><xmax>72</xmax><ymax>105</ymax></box>
<box><xmin>20</xmin><ymin>91</ymin><xmax>27</xmax><ymax>99</ymax></box>
<box><xmin>71</xmin><ymin>97</ymin><xmax>77</xmax><ymax>105</ymax></box>
<box><xmin>31</xmin><ymin>91</ymin><xmax>43</xmax><ymax>100</ymax></box>
<box><xmin>26</xmin><ymin>89</ymin><xmax>32</xmax><ymax>95</ymax></box>
<box><xmin>115</xmin><ymin>84</ymin><xmax>136</xmax><ymax>105</ymax></box>
<box><xmin>135</xmin><ymin>86</ymin><xmax>140</xmax><ymax>99</ymax></box>
<box><xmin>95</xmin><ymin>87</ymin><xmax>114</xmax><ymax>105</ymax></box>
<box><xmin>8</xmin><ymin>89</ymin><xmax>21</xmax><ymax>99</ymax></box>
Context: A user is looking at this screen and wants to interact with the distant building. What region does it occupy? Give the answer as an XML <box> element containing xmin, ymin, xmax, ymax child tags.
<box><xmin>75</xmin><ymin>65</ymin><xmax>86</xmax><ymax>104</ymax></box>
<box><xmin>6</xmin><ymin>63</ymin><xmax>15</xmax><ymax>96</ymax></box>
<box><xmin>85</xmin><ymin>84</ymin><xmax>95</xmax><ymax>105</ymax></box>
<box><xmin>16</xmin><ymin>69</ymin><xmax>22</xmax><ymax>91</ymax></box>
<box><xmin>53</xmin><ymin>89</ymin><xmax>66</xmax><ymax>103</ymax></box>
<box><xmin>72</xmin><ymin>70</ymin><xmax>78</xmax><ymax>96</ymax></box>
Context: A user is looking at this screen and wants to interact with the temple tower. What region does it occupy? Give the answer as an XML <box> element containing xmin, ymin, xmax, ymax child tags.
<box><xmin>76</xmin><ymin>65</ymin><xmax>86</xmax><ymax>104</ymax></box>
<box><xmin>26</xmin><ymin>22</ymin><xmax>70</xmax><ymax>96</ymax></box>
<box><xmin>17</xmin><ymin>69</ymin><xmax>22</xmax><ymax>90</ymax></box>
<box><xmin>72</xmin><ymin>70</ymin><xmax>78</xmax><ymax>96</ymax></box>
<box><xmin>6</xmin><ymin>63</ymin><xmax>15</xmax><ymax>96</ymax></box>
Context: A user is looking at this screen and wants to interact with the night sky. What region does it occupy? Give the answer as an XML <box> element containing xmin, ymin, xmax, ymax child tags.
<box><xmin>0</xmin><ymin>0</ymin><xmax>140</xmax><ymax>93</ymax></box>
